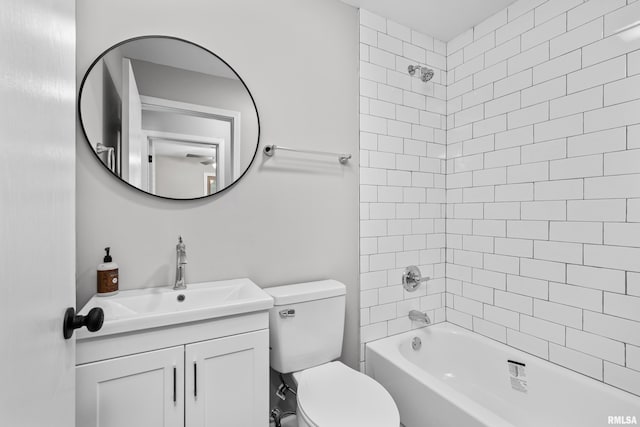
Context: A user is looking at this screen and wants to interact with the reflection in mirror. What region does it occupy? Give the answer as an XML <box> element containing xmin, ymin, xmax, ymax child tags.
<box><xmin>79</xmin><ymin>36</ymin><xmax>259</xmax><ymax>200</ymax></box>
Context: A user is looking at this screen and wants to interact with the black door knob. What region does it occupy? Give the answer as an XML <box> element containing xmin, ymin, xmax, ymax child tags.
<box><xmin>63</xmin><ymin>307</ymin><xmax>104</xmax><ymax>339</ymax></box>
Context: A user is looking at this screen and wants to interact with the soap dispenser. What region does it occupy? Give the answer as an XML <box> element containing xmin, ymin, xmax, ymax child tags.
<box><xmin>97</xmin><ymin>247</ymin><xmax>119</xmax><ymax>296</ymax></box>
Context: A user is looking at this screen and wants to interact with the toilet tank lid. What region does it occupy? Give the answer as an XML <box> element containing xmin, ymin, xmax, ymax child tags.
<box><xmin>264</xmin><ymin>280</ymin><xmax>346</xmax><ymax>305</ymax></box>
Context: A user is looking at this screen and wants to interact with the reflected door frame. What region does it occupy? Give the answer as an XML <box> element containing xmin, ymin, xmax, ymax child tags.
<box><xmin>139</xmin><ymin>96</ymin><xmax>241</xmax><ymax>182</ymax></box>
<box><xmin>203</xmin><ymin>173</ymin><xmax>217</xmax><ymax>196</ymax></box>
<box><xmin>146</xmin><ymin>131</ymin><xmax>224</xmax><ymax>196</ymax></box>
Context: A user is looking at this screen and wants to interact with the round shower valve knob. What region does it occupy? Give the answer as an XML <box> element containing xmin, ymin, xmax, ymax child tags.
<box><xmin>402</xmin><ymin>265</ymin><xmax>430</xmax><ymax>292</ymax></box>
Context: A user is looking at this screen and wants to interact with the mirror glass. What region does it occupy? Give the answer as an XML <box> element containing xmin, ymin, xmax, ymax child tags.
<box><xmin>79</xmin><ymin>36</ymin><xmax>260</xmax><ymax>200</ymax></box>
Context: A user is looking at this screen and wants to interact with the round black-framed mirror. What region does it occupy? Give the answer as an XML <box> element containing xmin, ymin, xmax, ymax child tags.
<box><xmin>78</xmin><ymin>36</ymin><xmax>260</xmax><ymax>200</ymax></box>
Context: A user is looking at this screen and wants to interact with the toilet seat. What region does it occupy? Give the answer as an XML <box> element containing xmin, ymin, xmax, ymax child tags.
<box><xmin>293</xmin><ymin>361</ymin><xmax>400</xmax><ymax>427</ymax></box>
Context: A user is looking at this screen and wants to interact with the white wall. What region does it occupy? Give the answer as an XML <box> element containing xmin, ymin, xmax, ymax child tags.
<box><xmin>358</xmin><ymin>10</ymin><xmax>447</xmax><ymax>369</ymax></box>
<box><xmin>446</xmin><ymin>0</ymin><xmax>640</xmax><ymax>396</ymax></box>
<box><xmin>155</xmin><ymin>155</ymin><xmax>215</xmax><ymax>199</ymax></box>
<box><xmin>80</xmin><ymin>49</ymin><xmax>124</xmax><ymax>153</ymax></box>
<box><xmin>76</xmin><ymin>0</ymin><xmax>360</xmax><ymax>367</ymax></box>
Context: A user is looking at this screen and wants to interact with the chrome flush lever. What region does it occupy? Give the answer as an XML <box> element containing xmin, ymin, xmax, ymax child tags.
<box><xmin>279</xmin><ymin>309</ymin><xmax>295</xmax><ymax>318</ymax></box>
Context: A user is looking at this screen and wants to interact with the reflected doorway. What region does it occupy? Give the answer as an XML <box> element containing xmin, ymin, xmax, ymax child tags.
<box><xmin>147</xmin><ymin>134</ymin><xmax>223</xmax><ymax>199</ymax></box>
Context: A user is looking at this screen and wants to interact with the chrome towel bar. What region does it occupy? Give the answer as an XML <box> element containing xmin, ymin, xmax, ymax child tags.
<box><xmin>263</xmin><ymin>144</ymin><xmax>351</xmax><ymax>164</ymax></box>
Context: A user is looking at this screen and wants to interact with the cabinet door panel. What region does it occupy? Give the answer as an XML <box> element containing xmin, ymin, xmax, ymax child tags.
<box><xmin>186</xmin><ymin>330</ymin><xmax>269</xmax><ymax>427</ymax></box>
<box><xmin>77</xmin><ymin>346</ymin><xmax>184</xmax><ymax>427</ymax></box>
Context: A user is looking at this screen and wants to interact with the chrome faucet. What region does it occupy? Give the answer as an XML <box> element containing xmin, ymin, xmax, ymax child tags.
<box><xmin>409</xmin><ymin>310</ymin><xmax>431</xmax><ymax>325</ymax></box>
<box><xmin>174</xmin><ymin>236</ymin><xmax>187</xmax><ymax>290</ymax></box>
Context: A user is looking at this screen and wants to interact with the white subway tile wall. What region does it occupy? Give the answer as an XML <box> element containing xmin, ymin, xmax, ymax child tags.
<box><xmin>445</xmin><ymin>0</ymin><xmax>640</xmax><ymax>395</ymax></box>
<box><xmin>359</xmin><ymin>10</ymin><xmax>447</xmax><ymax>369</ymax></box>
<box><xmin>360</xmin><ymin>0</ymin><xmax>640</xmax><ymax>395</ymax></box>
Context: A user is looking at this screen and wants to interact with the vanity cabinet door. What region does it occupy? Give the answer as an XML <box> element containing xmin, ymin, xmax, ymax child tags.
<box><xmin>185</xmin><ymin>329</ymin><xmax>269</xmax><ymax>427</ymax></box>
<box><xmin>77</xmin><ymin>346</ymin><xmax>184</xmax><ymax>427</ymax></box>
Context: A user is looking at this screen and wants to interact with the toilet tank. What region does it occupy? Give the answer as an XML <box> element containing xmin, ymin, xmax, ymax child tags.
<box><xmin>265</xmin><ymin>280</ymin><xmax>346</xmax><ymax>373</ymax></box>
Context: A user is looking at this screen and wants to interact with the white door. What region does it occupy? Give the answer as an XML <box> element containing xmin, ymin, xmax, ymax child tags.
<box><xmin>185</xmin><ymin>330</ymin><xmax>269</xmax><ymax>427</ymax></box>
<box><xmin>0</xmin><ymin>0</ymin><xmax>76</xmax><ymax>426</ymax></box>
<box><xmin>122</xmin><ymin>58</ymin><xmax>146</xmax><ymax>190</ymax></box>
<box><xmin>76</xmin><ymin>346</ymin><xmax>185</xmax><ymax>427</ymax></box>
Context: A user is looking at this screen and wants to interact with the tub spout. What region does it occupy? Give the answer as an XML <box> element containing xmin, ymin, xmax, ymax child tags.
<box><xmin>409</xmin><ymin>310</ymin><xmax>431</xmax><ymax>324</ymax></box>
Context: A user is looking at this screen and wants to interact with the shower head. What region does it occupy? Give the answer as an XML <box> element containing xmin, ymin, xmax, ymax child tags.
<box><xmin>408</xmin><ymin>64</ymin><xmax>434</xmax><ymax>82</ymax></box>
<box><xmin>420</xmin><ymin>68</ymin><xmax>434</xmax><ymax>82</ymax></box>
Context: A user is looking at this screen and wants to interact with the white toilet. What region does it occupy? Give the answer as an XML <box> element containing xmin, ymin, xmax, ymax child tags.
<box><xmin>265</xmin><ymin>280</ymin><xmax>400</xmax><ymax>427</ymax></box>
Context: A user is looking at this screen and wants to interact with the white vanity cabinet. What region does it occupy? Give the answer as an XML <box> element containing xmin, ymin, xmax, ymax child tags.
<box><xmin>76</xmin><ymin>312</ymin><xmax>269</xmax><ymax>427</ymax></box>
<box><xmin>77</xmin><ymin>346</ymin><xmax>185</xmax><ymax>427</ymax></box>
<box><xmin>185</xmin><ymin>330</ymin><xmax>269</xmax><ymax>426</ymax></box>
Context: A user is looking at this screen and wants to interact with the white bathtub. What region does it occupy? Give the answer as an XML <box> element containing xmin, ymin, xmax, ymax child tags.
<box><xmin>366</xmin><ymin>323</ymin><xmax>640</xmax><ymax>427</ymax></box>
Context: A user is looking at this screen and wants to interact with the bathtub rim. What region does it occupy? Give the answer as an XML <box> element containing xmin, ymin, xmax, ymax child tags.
<box><xmin>366</xmin><ymin>323</ymin><xmax>513</xmax><ymax>427</ymax></box>
<box><xmin>365</xmin><ymin>322</ymin><xmax>640</xmax><ymax>426</ymax></box>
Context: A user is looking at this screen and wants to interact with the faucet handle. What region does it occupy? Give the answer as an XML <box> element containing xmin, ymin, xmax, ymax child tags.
<box><xmin>402</xmin><ymin>265</ymin><xmax>429</xmax><ymax>292</ymax></box>
<box><xmin>176</xmin><ymin>236</ymin><xmax>187</xmax><ymax>264</ymax></box>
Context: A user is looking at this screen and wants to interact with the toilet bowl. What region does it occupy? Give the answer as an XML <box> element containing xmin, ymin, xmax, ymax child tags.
<box><xmin>293</xmin><ymin>361</ymin><xmax>399</xmax><ymax>427</ymax></box>
<box><xmin>265</xmin><ymin>280</ymin><xmax>400</xmax><ymax>427</ymax></box>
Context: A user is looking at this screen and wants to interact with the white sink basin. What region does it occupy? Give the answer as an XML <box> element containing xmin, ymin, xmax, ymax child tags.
<box><xmin>77</xmin><ymin>278</ymin><xmax>273</xmax><ymax>339</ymax></box>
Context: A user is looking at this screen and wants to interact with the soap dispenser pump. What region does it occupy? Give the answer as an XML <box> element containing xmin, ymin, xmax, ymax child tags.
<box><xmin>97</xmin><ymin>247</ymin><xmax>119</xmax><ymax>296</ymax></box>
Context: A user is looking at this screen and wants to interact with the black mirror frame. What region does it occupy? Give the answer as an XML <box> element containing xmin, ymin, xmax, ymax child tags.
<box><xmin>78</xmin><ymin>35</ymin><xmax>261</xmax><ymax>201</ymax></box>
